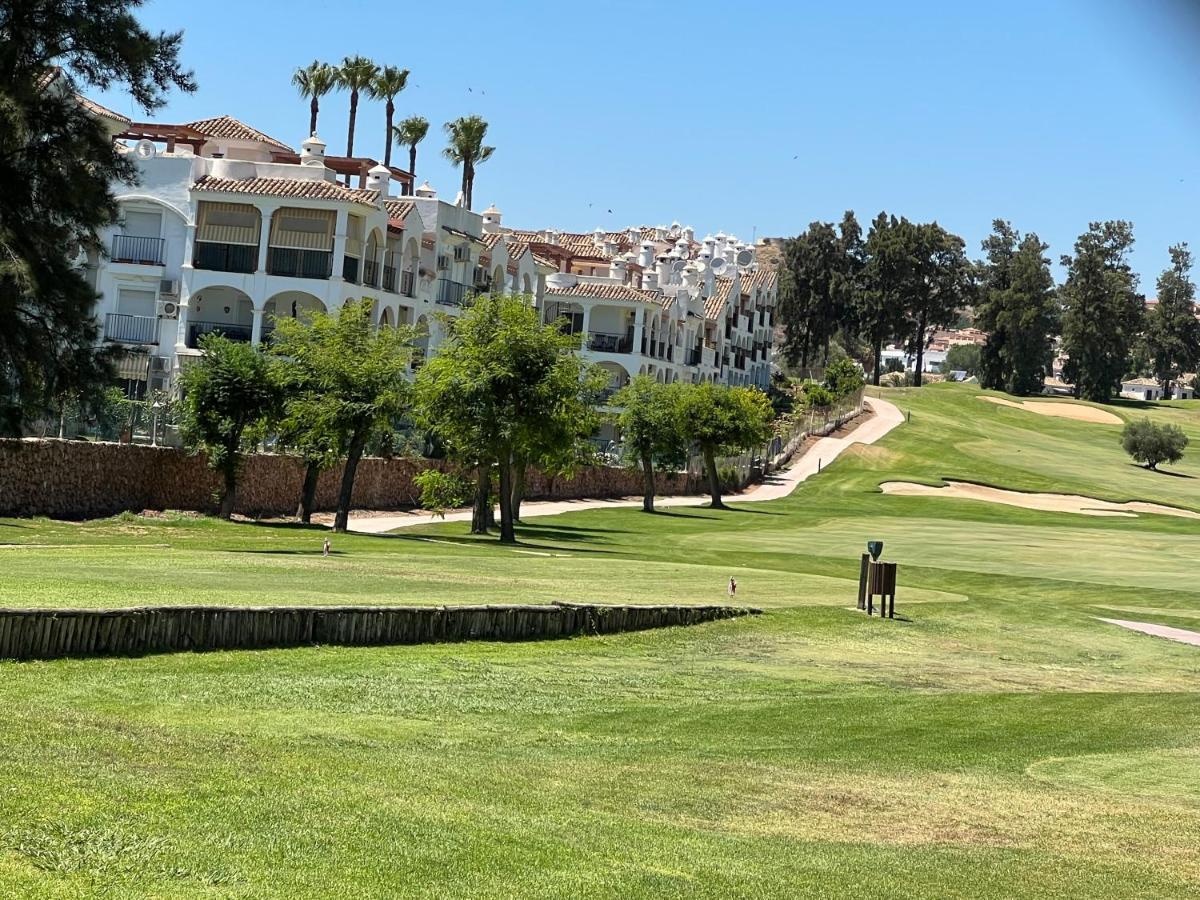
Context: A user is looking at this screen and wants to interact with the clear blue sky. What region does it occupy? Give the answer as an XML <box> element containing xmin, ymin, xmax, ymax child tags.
<box><xmin>95</xmin><ymin>0</ymin><xmax>1200</xmax><ymax>290</ymax></box>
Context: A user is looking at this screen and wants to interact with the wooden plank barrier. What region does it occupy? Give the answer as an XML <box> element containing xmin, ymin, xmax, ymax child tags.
<box><xmin>0</xmin><ymin>602</ymin><xmax>761</xmax><ymax>661</ymax></box>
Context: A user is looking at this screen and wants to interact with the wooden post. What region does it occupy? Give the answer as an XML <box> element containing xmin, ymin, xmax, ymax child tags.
<box><xmin>857</xmin><ymin>553</ymin><xmax>869</xmax><ymax>611</ymax></box>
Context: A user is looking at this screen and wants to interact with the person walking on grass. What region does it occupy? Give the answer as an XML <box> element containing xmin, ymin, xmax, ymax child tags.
<box><xmin>729</xmin><ymin>576</ymin><xmax>737</xmax><ymax>598</ymax></box>
<box><xmin>323</xmin><ymin>538</ymin><xmax>331</xmax><ymax>557</ymax></box>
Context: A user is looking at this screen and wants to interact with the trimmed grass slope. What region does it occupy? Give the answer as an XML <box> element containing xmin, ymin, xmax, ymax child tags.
<box><xmin>0</xmin><ymin>383</ymin><xmax>1198</xmax><ymax>897</ymax></box>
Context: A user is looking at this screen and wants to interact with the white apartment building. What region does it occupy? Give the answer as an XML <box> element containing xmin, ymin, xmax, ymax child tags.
<box><xmin>78</xmin><ymin>97</ymin><xmax>775</xmax><ymax>400</ymax></box>
<box><xmin>486</xmin><ymin>211</ymin><xmax>777</xmax><ymax>400</ymax></box>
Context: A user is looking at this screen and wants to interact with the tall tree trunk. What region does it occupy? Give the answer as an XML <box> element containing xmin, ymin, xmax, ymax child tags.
<box><xmin>872</xmin><ymin>339</ymin><xmax>882</xmax><ymax>386</ymax></box>
<box><xmin>408</xmin><ymin>145</ymin><xmax>417</xmax><ymax>194</ymax></box>
<box><xmin>912</xmin><ymin>312</ymin><xmax>927</xmax><ymax>388</ymax></box>
<box><xmin>641</xmin><ymin>452</ymin><xmax>656</xmax><ymax>513</ymax></box>
<box><xmin>471</xmin><ymin>465</ymin><xmax>491</xmax><ymax>534</ymax></box>
<box><xmin>497</xmin><ymin>452</ymin><xmax>516</xmax><ymax>544</ymax></box>
<box><xmin>703</xmin><ymin>445</ymin><xmax>725</xmax><ymax>509</ymax></box>
<box><xmin>333</xmin><ymin>428</ymin><xmax>367</xmax><ymax>533</ymax></box>
<box><xmin>511</xmin><ymin>459</ymin><xmax>526</xmax><ymax>521</ymax></box>
<box><xmin>309</xmin><ymin>97</ymin><xmax>318</xmax><ymax>136</ymax></box>
<box><xmin>345</xmin><ymin>92</ymin><xmax>358</xmax><ymax>185</ymax></box>
<box><xmin>218</xmin><ymin>462</ymin><xmax>238</xmax><ymax>520</ymax></box>
<box><xmin>297</xmin><ymin>459</ymin><xmax>321</xmax><ymax>523</ymax></box>
<box><xmin>383</xmin><ymin>101</ymin><xmax>394</xmax><ymax>167</ymax></box>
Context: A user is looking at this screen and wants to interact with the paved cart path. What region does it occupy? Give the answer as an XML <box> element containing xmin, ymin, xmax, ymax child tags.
<box><xmin>345</xmin><ymin>397</ymin><xmax>904</xmax><ymax>535</ymax></box>
<box><xmin>1097</xmin><ymin>618</ymin><xmax>1200</xmax><ymax>648</ymax></box>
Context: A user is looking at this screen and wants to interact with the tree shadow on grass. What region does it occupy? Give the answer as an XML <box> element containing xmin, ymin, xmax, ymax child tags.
<box><xmin>225</xmin><ymin>549</ymin><xmax>349</xmax><ymax>556</ymax></box>
<box><xmin>384</xmin><ymin>531</ymin><xmax>615</xmax><ymax>555</ymax></box>
<box><xmin>513</xmin><ymin>524</ymin><xmax>621</xmax><ymax>543</ymax></box>
<box><xmin>644</xmin><ymin>508</ymin><xmax>713</xmax><ymax>520</ymax></box>
<box><xmin>1127</xmin><ymin>463</ymin><xmax>1195</xmax><ymax>479</ymax></box>
<box><xmin>716</xmin><ymin>505</ymin><xmax>786</xmax><ymax>516</ymax></box>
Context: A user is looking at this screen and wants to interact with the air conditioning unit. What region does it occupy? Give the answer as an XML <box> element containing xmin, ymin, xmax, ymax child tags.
<box><xmin>436</xmin><ymin>255</ymin><xmax>449</xmax><ymax>271</ymax></box>
<box><xmin>157</xmin><ymin>299</ymin><xmax>179</xmax><ymax>319</ymax></box>
<box><xmin>159</xmin><ymin>278</ymin><xmax>178</xmax><ymax>298</ymax></box>
<box><xmin>453</xmin><ymin>245</ymin><xmax>470</xmax><ymax>262</ymax></box>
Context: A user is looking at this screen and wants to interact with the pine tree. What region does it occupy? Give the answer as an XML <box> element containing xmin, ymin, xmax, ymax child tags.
<box><xmin>976</xmin><ymin>221</ymin><xmax>1058</xmax><ymax>395</ymax></box>
<box><xmin>1060</xmin><ymin>222</ymin><xmax>1143</xmax><ymax>402</ymax></box>
<box><xmin>1146</xmin><ymin>244</ymin><xmax>1200</xmax><ymax>400</ymax></box>
<box><xmin>0</xmin><ymin>0</ymin><xmax>194</xmax><ymax>433</ymax></box>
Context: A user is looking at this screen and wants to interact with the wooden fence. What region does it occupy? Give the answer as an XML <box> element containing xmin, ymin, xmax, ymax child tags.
<box><xmin>0</xmin><ymin>602</ymin><xmax>759</xmax><ymax>661</ymax></box>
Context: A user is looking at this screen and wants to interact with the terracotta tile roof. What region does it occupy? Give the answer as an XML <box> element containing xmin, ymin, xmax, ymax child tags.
<box><xmin>741</xmin><ymin>267</ymin><xmax>778</xmax><ymax>293</ymax></box>
<box><xmin>78</xmin><ymin>94</ymin><xmax>131</xmax><ymax>125</ymax></box>
<box><xmin>193</xmin><ymin>175</ymin><xmax>378</xmax><ymax>205</ymax></box>
<box><xmin>384</xmin><ymin>199</ymin><xmax>415</xmax><ymax>221</ymax></box>
<box><xmin>507</xmin><ymin>228</ymin><xmax>635</xmax><ymax>261</ymax></box>
<box><xmin>546</xmin><ymin>282</ymin><xmax>662</xmax><ymax>304</ymax></box>
<box><xmin>480</xmin><ymin>232</ymin><xmax>504</xmax><ymax>250</ymax></box>
<box><xmin>185</xmin><ymin>115</ymin><xmax>294</xmax><ymax>153</ymax></box>
<box><xmin>705</xmin><ymin>276</ymin><xmax>735</xmax><ymax>321</ymax></box>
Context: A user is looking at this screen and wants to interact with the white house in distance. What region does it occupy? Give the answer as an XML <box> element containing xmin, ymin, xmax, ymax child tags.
<box><xmin>1120</xmin><ymin>377</ymin><xmax>1195</xmax><ymax>401</ymax></box>
<box><xmin>77</xmin><ymin>95</ymin><xmax>776</xmax><ymax>401</ymax></box>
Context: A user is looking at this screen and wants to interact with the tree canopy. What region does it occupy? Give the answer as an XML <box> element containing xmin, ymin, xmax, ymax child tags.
<box><xmin>414</xmin><ymin>294</ymin><xmax>603</xmax><ymax>542</ymax></box>
<box><xmin>976</xmin><ymin>221</ymin><xmax>1058</xmax><ymax>395</ymax></box>
<box><xmin>0</xmin><ymin>0</ymin><xmax>194</xmax><ymax>434</ymax></box>
<box><xmin>1060</xmin><ymin>221</ymin><xmax>1143</xmax><ymax>402</ymax></box>
<box><xmin>270</xmin><ymin>298</ymin><xmax>413</xmax><ymax>533</ymax></box>
<box><xmin>614</xmin><ymin>376</ymin><xmax>688</xmax><ymax>513</ymax></box>
<box><xmin>677</xmin><ymin>383</ymin><xmax>773</xmax><ymax>509</ymax></box>
<box><xmin>1121</xmin><ymin>419</ymin><xmax>1188</xmax><ymax>471</ymax></box>
<box><xmin>1146</xmin><ymin>243</ymin><xmax>1200</xmax><ymax>400</ymax></box>
<box><xmin>179</xmin><ymin>335</ymin><xmax>279</xmax><ymax>518</ymax></box>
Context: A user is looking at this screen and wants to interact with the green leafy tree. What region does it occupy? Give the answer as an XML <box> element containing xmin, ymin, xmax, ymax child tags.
<box><xmin>677</xmin><ymin>384</ymin><xmax>774</xmax><ymax>509</ymax></box>
<box><xmin>614</xmin><ymin>376</ymin><xmax>688</xmax><ymax>513</ymax></box>
<box><xmin>0</xmin><ymin>0</ymin><xmax>194</xmax><ymax>433</ymax></box>
<box><xmin>179</xmin><ymin>335</ymin><xmax>280</xmax><ymax>519</ymax></box>
<box><xmin>903</xmin><ymin>222</ymin><xmax>974</xmax><ymax>387</ymax></box>
<box><xmin>822</xmin><ymin>357</ymin><xmax>865</xmax><ymax>397</ymax></box>
<box><xmin>1060</xmin><ymin>221</ymin><xmax>1144</xmax><ymax>402</ymax></box>
<box><xmin>335</xmin><ymin>55</ymin><xmax>379</xmax><ymax>162</ymax></box>
<box><xmin>1146</xmin><ymin>244</ymin><xmax>1200</xmax><ymax>400</ymax></box>
<box><xmin>270</xmin><ymin>298</ymin><xmax>413</xmax><ymax>533</ymax></box>
<box><xmin>291</xmin><ymin>60</ymin><xmax>337</xmax><ymax>137</ymax></box>
<box><xmin>272</xmin><ymin>386</ymin><xmax>344</xmax><ymax>525</ymax></box>
<box><xmin>414</xmin><ymin>294</ymin><xmax>602</xmax><ymax>543</ymax></box>
<box><xmin>976</xmin><ymin>221</ymin><xmax>1059</xmax><ymax>395</ymax></box>
<box><xmin>860</xmin><ymin>213</ymin><xmax>915</xmax><ymax>386</ymax></box>
<box><xmin>1121</xmin><ymin>419</ymin><xmax>1188</xmax><ymax>470</ymax></box>
<box><xmin>412</xmin><ymin>469</ymin><xmax>470</xmax><ymax>519</ymax></box>
<box><xmin>393</xmin><ymin>115</ymin><xmax>429</xmax><ymax>185</ymax></box>
<box><xmin>942</xmin><ymin>343</ymin><xmax>981</xmax><ymax>377</ymax></box>
<box><xmin>442</xmin><ymin>115</ymin><xmax>494</xmax><ymax>211</ymax></box>
<box><xmin>367</xmin><ymin>65</ymin><xmax>409</xmax><ymax>168</ymax></box>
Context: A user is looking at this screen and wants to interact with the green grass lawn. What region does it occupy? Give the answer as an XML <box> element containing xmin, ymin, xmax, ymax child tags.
<box><xmin>1</xmin><ymin>383</ymin><xmax>1199</xmax><ymax>897</ymax></box>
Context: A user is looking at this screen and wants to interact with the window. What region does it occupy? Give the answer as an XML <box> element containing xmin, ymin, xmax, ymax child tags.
<box><xmin>117</xmin><ymin>287</ymin><xmax>156</xmax><ymax>318</ymax></box>
<box><xmin>122</xmin><ymin>210</ymin><xmax>161</xmax><ymax>239</ymax></box>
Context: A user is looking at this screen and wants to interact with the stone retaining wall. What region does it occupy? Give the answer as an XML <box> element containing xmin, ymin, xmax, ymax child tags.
<box><xmin>0</xmin><ymin>438</ymin><xmax>702</xmax><ymax>519</ymax></box>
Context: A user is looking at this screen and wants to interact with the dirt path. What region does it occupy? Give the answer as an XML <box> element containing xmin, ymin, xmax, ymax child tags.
<box><xmin>345</xmin><ymin>396</ymin><xmax>905</xmax><ymax>534</ymax></box>
<box><xmin>1097</xmin><ymin>617</ymin><xmax>1200</xmax><ymax>647</ymax></box>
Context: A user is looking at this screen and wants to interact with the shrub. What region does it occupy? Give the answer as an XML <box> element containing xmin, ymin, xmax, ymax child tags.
<box><xmin>1121</xmin><ymin>419</ymin><xmax>1189</xmax><ymax>470</ymax></box>
<box><xmin>800</xmin><ymin>380</ymin><xmax>836</xmax><ymax>410</ymax></box>
<box><xmin>717</xmin><ymin>465</ymin><xmax>742</xmax><ymax>493</ymax></box>
<box><xmin>413</xmin><ymin>470</ymin><xmax>471</xmax><ymax>518</ymax></box>
<box><xmin>823</xmin><ymin>357</ymin><xmax>865</xmax><ymax>398</ymax></box>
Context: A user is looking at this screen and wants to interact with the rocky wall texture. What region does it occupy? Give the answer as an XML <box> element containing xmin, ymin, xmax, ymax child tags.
<box><xmin>0</xmin><ymin>439</ymin><xmax>701</xmax><ymax>520</ymax></box>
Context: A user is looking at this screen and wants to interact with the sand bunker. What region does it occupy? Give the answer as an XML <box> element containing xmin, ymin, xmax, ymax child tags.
<box><xmin>981</xmin><ymin>396</ymin><xmax>1122</xmax><ymax>425</ymax></box>
<box><xmin>879</xmin><ymin>480</ymin><xmax>1200</xmax><ymax>520</ymax></box>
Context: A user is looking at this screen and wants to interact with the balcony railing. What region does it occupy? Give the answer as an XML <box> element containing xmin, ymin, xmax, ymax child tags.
<box><xmin>363</xmin><ymin>259</ymin><xmax>379</xmax><ymax>288</ymax></box>
<box><xmin>195</xmin><ymin>241</ymin><xmax>255</xmax><ymax>274</ymax></box>
<box><xmin>104</xmin><ymin>312</ymin><xmax>159</xmax><ymax>344</ymax></box>
<box><xmin>187</xmin><ymin>320</ymin><xmax>252</xmax><ymax>348</ymax></box>
<box><xmin>586</xmin><ymin>332</ymin><xmax>632</xmax><ymax>353</ymax></box>
<box><xmin>382</xmin><ymin>265</ymin><xmax>397</xmax><ymax>293</ymax></box>
<box><xmin>401</xmin><ymin>269</ymin><xmax>416</xmax><ymax>297</ymax></box>
<box><xmin>267</xmin><ymin>247</ymin><xmax>332</xmax><ymax>279</ymax></box>
<box><xmin>342</xmin><ymin>255</ymin><xmax>360</xmax><ymax>284</ymax></box>
<box><xmin>111</xmin><ymin>234</ymin><xmax>165</xmax><ymax>266</ymax></box>
<box><xmin>436</xmin><ymin>279</ymin><xmax>470</xmax><ymax>307</ymax></box>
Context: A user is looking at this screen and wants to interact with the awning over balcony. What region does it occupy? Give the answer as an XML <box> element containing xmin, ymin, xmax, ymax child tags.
<box><xmin>269</xmin><ymin>207</ymin><xmax>334</xmax><ymax>251</ymax></box>
<box><xmin>197</xmin><ymin>201</ymin><xmax>260</xmax><ymax>246</ymax></box>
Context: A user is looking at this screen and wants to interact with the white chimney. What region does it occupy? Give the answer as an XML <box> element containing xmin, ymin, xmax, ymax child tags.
<box><xmin>481</xmin><ymin>204</ymin><xmax>502</xmax><ymax>234</ymax></box>
<box><xmin>654</xmin><ymin>225</ymin><xmax>667</xmax><ymax>241</ymax></box>
<box><xmin>657</xmin><ymin>257</ymin><xmax>672</xmax><ymax>285</ymax></box>
<box><xmin>610</xmin><ymin>257</ymin><xmax>628</xmax><ymax>283</ymax></box>
<box><xmin>638</xmin><ymin>241</ymin><xmax>655</xmax><ymax>268</ymax></box>
<box><xmin>415</xmin><ymin>181</ymin><xmax>437</xmax><ymax>198</ymax></box>
<box><xmin>643</xmin><ymin>270</ymin><xmax>659</xmax><ymax>290</ymax></box>
<box><xmin>593</xmin><ymin>227</ymin><xmax>605</xmax><ymax>246</ymax></box>
<box><xmin>300</xmin><ymin>134</ymin><xmax>326</xmax><ymax>168</ymax></box>
<box><xmin>366</xmin><ymin>164</ymin><xmax>390</xmax><ymax>201</ymax></box>
<box><xmin>683</xmin><ymin>226</ymin><xmax>695</xmax><ymax>243</ymax></box>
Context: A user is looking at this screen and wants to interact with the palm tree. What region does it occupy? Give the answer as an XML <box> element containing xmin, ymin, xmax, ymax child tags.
<box><xmin>291</xmin><ymin>60</ymin><xmax>337</xmax><ymax>137</ymax></box>
<box><xmin>335</xmin><ymin>55</ymin><xmax>379</xmax><ymax>162</ymax></box>
<box><xmin>392</xmin><ymin>116</ymin><xmax>428</xmax><ymax>191</ymax></box>
<box><xmin>442</xmin><ymin>115</ymin><xmax>494</xmax><ymax>211</ymax></box>
<box><xmin>366</xmin><ymin>65</ymin><xmax>410</xmax><ymax>168</ymax></box>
